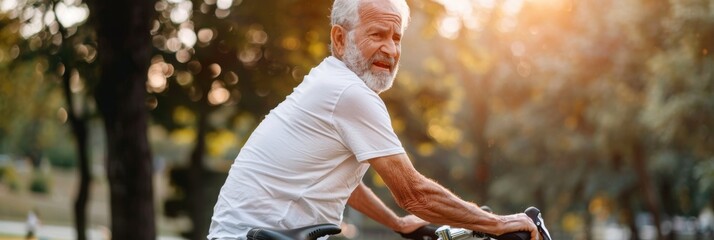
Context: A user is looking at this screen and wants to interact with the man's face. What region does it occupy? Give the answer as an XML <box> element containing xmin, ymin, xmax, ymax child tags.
<box><xmin>342</xmin><ymin>0</ymin><xmax>403</xmax><ymax>93</ymax></box>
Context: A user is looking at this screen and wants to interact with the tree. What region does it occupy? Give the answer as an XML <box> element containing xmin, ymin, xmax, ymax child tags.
<box><xmin>0</xmin><ymin>1</ymin><xmax>96</xmax><ymax>239</ymax></box>
<box><xmin>85</xmin><ymin>0</ymin><xmax>156</xmax><ymax>238</ymax></box>
<box><xmin>642</xmin><ymin>0</ymin><xmax>714</xmax><ymax>237</ymax></box>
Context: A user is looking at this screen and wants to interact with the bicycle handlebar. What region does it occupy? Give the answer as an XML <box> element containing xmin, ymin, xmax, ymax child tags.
<box><xmin>434</xmin><ymin>207</ymin><xmax>552</xmax><ymax>240</ymax></box>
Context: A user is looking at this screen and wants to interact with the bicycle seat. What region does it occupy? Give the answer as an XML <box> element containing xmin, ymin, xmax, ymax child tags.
<box><xmin>246</xmin><ymin>223</ymin><xmax>342</xmax><ymax>240</ymax></box>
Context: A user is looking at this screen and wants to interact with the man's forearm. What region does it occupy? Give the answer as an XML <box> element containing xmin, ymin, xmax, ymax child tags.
<box><xmin>369</xmin><ymin>154</ymin><xmax>516</xmax><ymax>236</ymax></box>
<box><xmin>396</xmin><ymin>176</ymin><xmax>502</xmax><ymax>233</ymax></box>
<box><xmin>406</xmin><ymin>190</ymin><xmax>534</xmax><ymax>238</ymax></box>
<box><xmin>347</xmin><ymin>182</ymin><xmax>403</xmax><ymax>231</ymax></box>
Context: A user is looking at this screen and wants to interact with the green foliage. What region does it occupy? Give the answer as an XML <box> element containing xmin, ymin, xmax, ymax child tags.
<box><xmin>0</xmin><ymin>0</ymin><xmax>97</xmax><ymax>165</ymax></box>
<box><xmin>694</xmin><ymin>159</ymin><xmax>714</xmax><ymax>202</ymax></box>
<box><xmin>29</xmin><ymin>171</ymin><xmax>49</xmax><ymax>194</ymax></box>
<box><xmin>0</xmin><ymin>162</ymin><xmax>21</xmax><ymax>191</ymax></box>
<box><xmin>46</xmin><ymin>144</ymin><xmax>76</xmax><ymax>169</ymax></box>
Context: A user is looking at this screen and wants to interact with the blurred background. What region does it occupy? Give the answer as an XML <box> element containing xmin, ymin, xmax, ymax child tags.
<box><xmin>0</xmin><ymin>0</ymin><xmax>713</xmax><ymax>239</ymax></box>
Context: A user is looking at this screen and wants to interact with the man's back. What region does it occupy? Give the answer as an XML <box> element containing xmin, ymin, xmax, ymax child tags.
<box><xmin>207</xmin><ymin>56</ymin><xmax>404</xmax><ymax>239</ymax></box>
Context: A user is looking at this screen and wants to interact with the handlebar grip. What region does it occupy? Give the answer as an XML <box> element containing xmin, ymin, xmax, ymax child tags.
<box><xmin>398</xmin><ymin>225</ymin><xmax>439</xmax><ymax>240</ymax></box>
<box><xmin>524</xmin><ymin>207</ymin><xmax>541</xmax><ymax>222</ymax></box>
<box><xmin>493</xmin><ymin>231</ymin><xmax>530</xmax><ymax>240</ymax></box>
<box><xmin>525</xmin><ymin>206</ymin><xmax>552</xmax><ymax>240</ymax></box>
<box><xmin>489</xmin><ymin>207</ymin><xmax>543</xmax><ymax>240</ymax></box>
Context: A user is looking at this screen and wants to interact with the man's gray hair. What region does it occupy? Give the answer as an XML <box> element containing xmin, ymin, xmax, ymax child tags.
<box><xmin>329</xmin><ymin>0</ymin><xmax>410</xmax><ymax>53</ymax></box>
<box><xmin>331</xmin><ymin>0</ymin><xmax>361</xmax><ymax>30</ymax></box>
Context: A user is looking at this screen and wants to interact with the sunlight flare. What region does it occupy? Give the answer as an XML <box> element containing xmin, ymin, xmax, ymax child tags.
<box><xmin>55</xmin><ymin>2</ymin><xmax>89</xmax><ymax>28</ymax></box>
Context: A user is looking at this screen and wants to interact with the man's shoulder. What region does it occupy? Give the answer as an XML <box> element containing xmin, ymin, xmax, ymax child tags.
<box><xmin>335</xmin><ymin>82</ymin><xmax>385</xmax><ymax>111</ymax></box>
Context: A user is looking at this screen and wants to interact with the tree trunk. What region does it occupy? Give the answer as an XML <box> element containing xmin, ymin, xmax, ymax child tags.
<box><xmin>619</xmin><ymin>186</ymin><xmax>639</xmax><ymax>240</ymax></box>
<box><xmin>184</xmin><ymin>51</ymin><xmax>220</xmax><ymax>239</ymax></box>
<box><xmin>188</xmin><ymin>107</ymin><xmax>208</xmax><ymax>240</ymax></box>
<box><xmin>613</xmin><ymin>152</ymin><xmax>639</xmax><ymax>240</ymax></box>
<box><xmin>73</xmin><ymin>127</ymin><xmax>91</xmax><ymax>240</ymax></box>
<box><xmin>470</xmin><ymin>84</ymin><xmax>492</xmax><ymax>203</ymax></box>
<box><xmin>61</xmin><ymin>62</ymin><xmax>91</xmax><ymax>240</ymax></box>
<box><xmin>87</xmin><ymin>0</ymin><xmax>156</xmax><ymax>238</ymax></box>
<box><xmin>442</xmin><ymin>38</ymin><xmax>496</xmax><ymax>204</ymax></box>
<box><xmin>458</xmin><ymin>2</ymin><xmax>504</xmax><ymax>203</ymax></box>
<box><xmin>584</xmin><ymin>211</ymin><xmax>593</xmax><ymax>240</ymax></box>
<box><xmin>632</xmin><ymin>141</ymin><xmax>663</xmax><ymax>240</ymax></box>
<box><xmin>659</xmin><ymin>180</ymin><xmax>677</xmax><ymax>240</ymax></box>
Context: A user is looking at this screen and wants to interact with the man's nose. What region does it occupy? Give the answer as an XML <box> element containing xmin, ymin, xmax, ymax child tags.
<box><xmin>380</xmin><ymin>40</ymin><xmax>398</xmax><ymax>58</ymax></box>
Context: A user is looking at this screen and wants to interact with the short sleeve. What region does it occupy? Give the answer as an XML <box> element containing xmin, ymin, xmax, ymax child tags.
<box><xmin>332</xmin><ymin>84</ymin><xmax>405</xmax><ymax>161</ymax></box>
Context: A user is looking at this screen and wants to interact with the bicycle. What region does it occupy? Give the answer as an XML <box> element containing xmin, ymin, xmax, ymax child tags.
<box><xmin>245</xmin><ymin>206</ymin><xmax>552</xmax><ymax>240</ymax></box>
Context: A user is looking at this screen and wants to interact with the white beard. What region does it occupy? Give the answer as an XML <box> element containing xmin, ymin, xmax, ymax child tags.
<box><xmin>342</xmin><ymin>33</ymin><xmax>399</xmax><ymax>94</ymax></box>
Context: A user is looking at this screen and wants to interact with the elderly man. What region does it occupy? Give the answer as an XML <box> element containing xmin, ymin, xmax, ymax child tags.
<box><xmin>207</xmin><ymin>0</ymin><xmax>539</xmax><ymax>239</ymax></box>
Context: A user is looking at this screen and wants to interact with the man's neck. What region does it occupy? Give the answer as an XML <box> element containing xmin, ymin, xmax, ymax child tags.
<box><xmin>331</xmin><ymin>53</ymin><xmax>344</xmax><ymax>62</ymax></box>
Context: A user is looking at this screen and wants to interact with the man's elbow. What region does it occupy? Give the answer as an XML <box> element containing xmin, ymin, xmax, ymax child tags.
<box><xmin>398</xmin><ymin>195</ymin><xmax>432</xmax><ymax>214</ymax></box>
<box><xmin>393</xmin><ymin>181</ymin><xmax>432</xmax><ymax>213</ymax></box>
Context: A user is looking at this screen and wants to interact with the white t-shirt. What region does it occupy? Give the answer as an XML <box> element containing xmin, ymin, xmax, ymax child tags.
<box><xmin>207</xmin><ymin>56</ymin><xmax>405</xmax><ymax>240</ymax></box>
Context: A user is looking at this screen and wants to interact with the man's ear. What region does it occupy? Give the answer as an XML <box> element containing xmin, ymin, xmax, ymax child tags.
<box><xmin>331</xmin><ymin>25</ymin><xmax>347</xmax><ymax>58</ymax></box>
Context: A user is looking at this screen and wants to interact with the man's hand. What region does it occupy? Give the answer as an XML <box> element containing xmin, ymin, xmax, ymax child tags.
<box><xmin>396</xmin><ymin>214</ymin><xmax>429</xmax><ymax>233</ymax></box>
<box><xmin>395</xmin><ymin>215</ymin><xmax>438</xmax><ymax>240</ymax></box>
<box><xmin>497</xmin><ymin>213</ymin><xmax>540</xmax><ymax>240</ymax></box>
